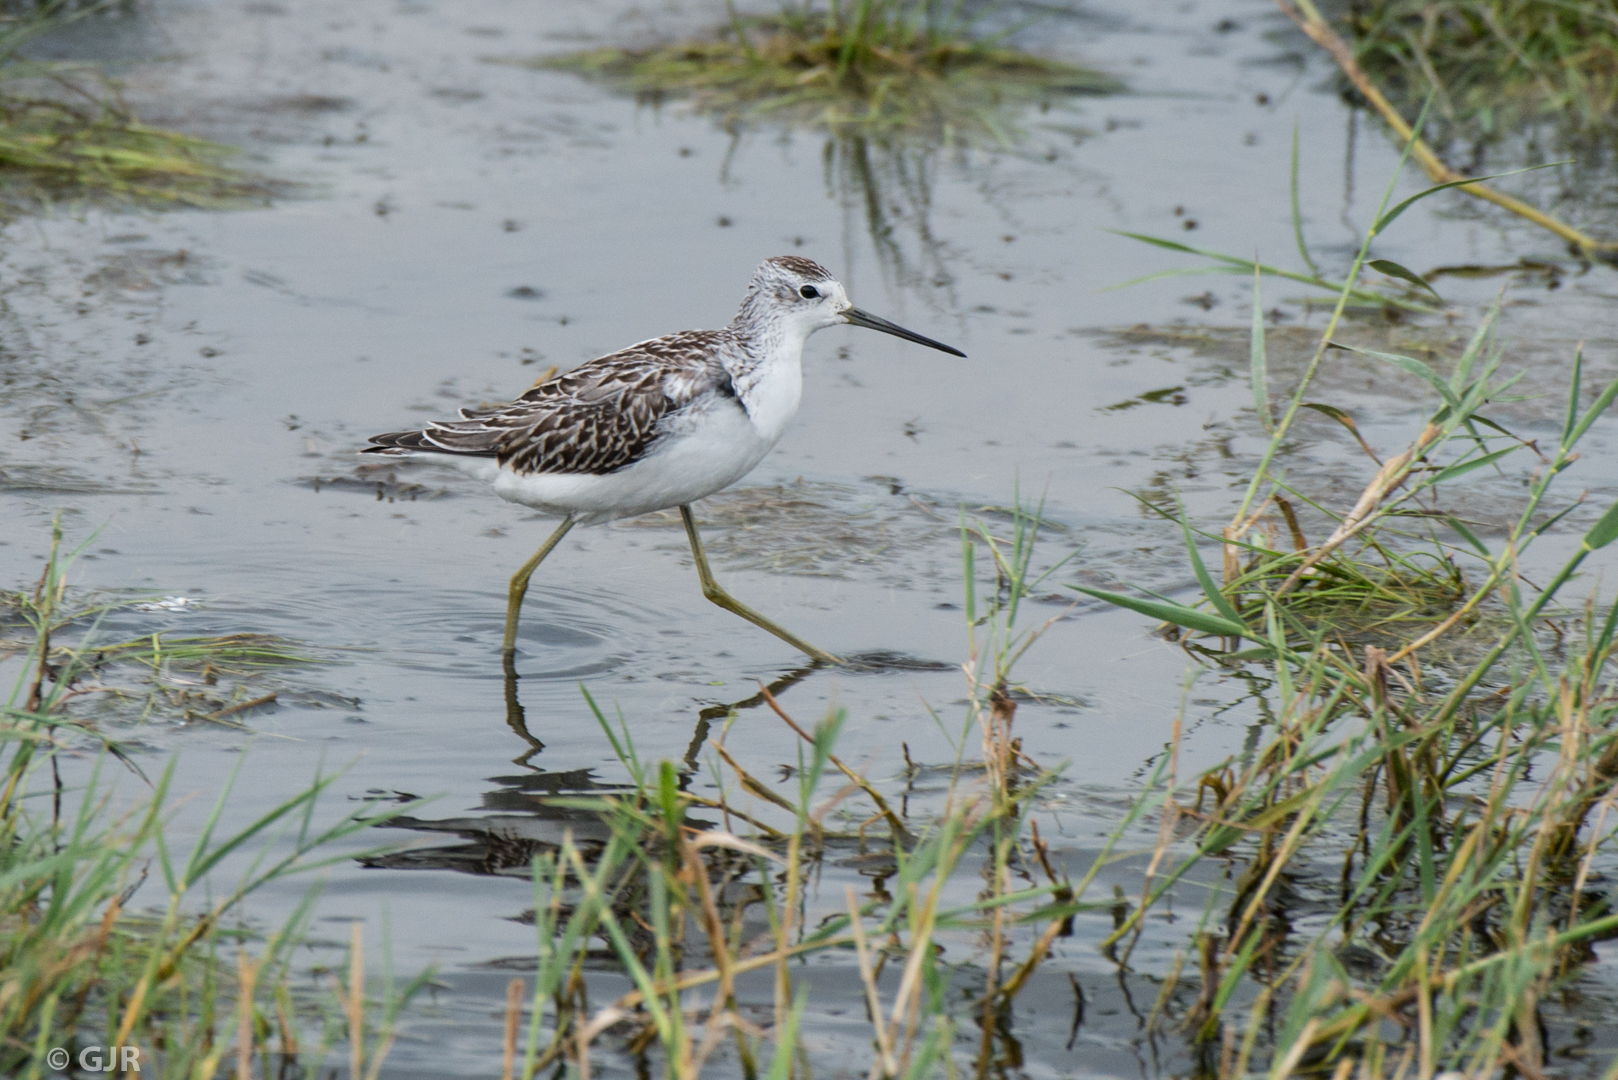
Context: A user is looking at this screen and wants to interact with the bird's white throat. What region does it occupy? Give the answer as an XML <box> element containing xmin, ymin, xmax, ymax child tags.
<box><xmin>729</xmin><ymin>320</ymin><xmax>810</xmax><ymax>445</ymax></box>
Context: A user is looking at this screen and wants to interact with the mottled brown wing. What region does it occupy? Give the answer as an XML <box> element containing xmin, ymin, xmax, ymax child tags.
<box><xmin>365</xmin><ymin>331</ymin><xmax>734</xmax><ymax>476</ymax></box>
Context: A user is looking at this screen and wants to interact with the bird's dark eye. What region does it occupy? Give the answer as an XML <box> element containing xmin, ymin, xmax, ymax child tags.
<box><xmin>799</xmin><ymin>285</ymin><xmax>820</xmax><ymax>299</ymax></box>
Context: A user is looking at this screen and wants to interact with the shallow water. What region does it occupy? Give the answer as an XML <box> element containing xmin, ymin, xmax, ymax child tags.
<box><xmin>5</xmin><ymin>0</ymin><xmax>1618</xmax><ymax>1075</ymax></box>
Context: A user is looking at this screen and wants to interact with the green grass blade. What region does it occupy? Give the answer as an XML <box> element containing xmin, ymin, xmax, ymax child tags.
<box><xmin>1250</xmin><ymin>265</ymin><xmax>1272</xmax><ymax>433</ymax></box>
<box><xmin>1451</xmin><ymin>300</ymin><xmax>1499</xmax><ymax>395</ymax></box>
<box><xmin>1563</xmin><ymin>342</ymin><xmax>1584</xmax><ymax>448</ymax></box>
<box><xmin>1100</xmin><ymin>265</ymin><xmax>1248</xmax><ymax>291</ymax></box>
<box><xmin>766</xmin><ymin>987</ymin><xmax>809</xmax><ymax>1080</ymax></box>
<box><xmin>1300</xmin><ymin>403</ymin><xmax>1380</xmax><ymax>461</ymax></box>
<box><xmin>1568</xmin><ymin>376</ymin><xmax>1618</xmax><ymax>448</ymax></box>
<box><xmin>1583</xmin><ymin>500</ymin><xmax>1618</xmax><ymax>551</ymax></box>
<box><xmin>1443</xmin><ymin>516</ymin><xmax>1491</xmax><ymax>557</ymax></box>
<box><xmin>1423</xmin><ymin>446</ymin><xmax>1521</xmax><ymax>487</ymax></box>
<box><xmin>1177</xmin><ymin>494</ymin><xmax>1245</xmax><ymax>627</ymax></box>
<box><xmin>1328</xmin><ymin>342</ymin><xmax>1461</xmax><ymax>411</ymax></box>
<box><xmin>1108</xmin><ymin>231</ymin><xmax>1437</xmax><ymax>310</ymax></box>
<box><xmin>1290</xmin><ymin>119</ymin><xmax>1320</xmax><ymax>277</ymax></box>
<box><xmin>1367</xmin><ymin>258</ymin><xmax>1440</xmax><ymax>299</ymax></box>
<box><xmin>1371</xmin><ymin>161</ymin><xmax>1568</xmax><ymax>236</ymax></box>
<box><xmin>1071</xmin><ymin>586</ymin><xmax>1255</xmax><ymax>640</ymax></box>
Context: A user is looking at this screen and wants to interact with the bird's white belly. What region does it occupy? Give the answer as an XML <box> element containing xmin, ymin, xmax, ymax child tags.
<box><xmin>415</xmin><ymin>398</ymin><xmax>776</xmax><ymax>525</ymax></box>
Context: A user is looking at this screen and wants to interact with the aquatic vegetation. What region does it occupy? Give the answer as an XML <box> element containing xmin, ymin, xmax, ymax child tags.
<box><xmin>0</xmin><ymin>534</ymin><xmax>318</xmax><ymax>730</ymax></box>
<box><xmin>1277</xmin><ymin>0</ymin><xmax>1618</xmax><ymax>262</ymax></box>
<box><xmin>0</xmin><ymin>522</ymin><xmax>425</xmax><ymax>1076</ymax></box>
<box><xmin>511</xmin><ymin>1</ymin><xmax>1119</xmax><ymax>142</ymax></box>
<box><xmin>451</xmin><ymin>497</ymin><xmax>1096</xmax><ymax>1080</ymax></box>
<box><xmin>1114</xmin><ymin>289</ymin><xmax>1526</xmax><ymax>656</ymax></box>
<box><xmin>503</xmin><ymin>5</ymin><xmax>1091</xmax><ymax>299</ymax></box>
<box><xmin>1079</xmin><ymin>142</ymin><xmax>1618</xmax><ymax>1073</ymax></box>
<box><xmin>1083</xmin><ymin>576</ymin><xmax>1618</xmax><ymax>1072</ymax></box>
<box><xmin>1347</xmin><ymin>0</ymin><xmax>1618</xmax><ymax>134</ymax></box>
<box><xmin>0</xmin><ymin>97</ymin><xmax>258</xmax><ymax>213</ymax></box>
<box><xmin>0</xmin><ymin>5</ymin><xmax>267</xmax><ymax>215</ymax></box>
<box><xmin>1115</xmin><ymin>109</ymin><xmax>1604</xmax><ymax>311</ymax></box>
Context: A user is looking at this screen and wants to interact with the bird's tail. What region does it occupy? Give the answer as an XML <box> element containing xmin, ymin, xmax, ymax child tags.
<box><xmin>361</xmin><ymin>429</ymin><xmax>435</xmax><ymax>455</ymax></box>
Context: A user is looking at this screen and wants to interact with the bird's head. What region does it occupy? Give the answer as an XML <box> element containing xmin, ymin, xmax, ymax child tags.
<box><xmin>738</xmin><ymin>256</ymin><xmax>966</xmax><ymax>357</ymax></box>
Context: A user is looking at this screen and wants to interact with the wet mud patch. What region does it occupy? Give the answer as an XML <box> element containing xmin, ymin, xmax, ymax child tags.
<box><xmin>0</xmin><ymin>462</ymin><xmax>156</xmax><ymax>496</ymax></box>
<box><xmin>82</xmin><ymin>246</ymin><xmax>217</xmax><ymax>294</ymax></box>
<box><xmin>833</xmin><ymin>649</ymin><xmax>955</xmax><ymax>673</ymax></box>
<box><xmin>296</xmin><ymin>465</ymin><xmax>457</xmax><ymax>503</ymax></box>
<box><xmin>361</xmin><ymin>795</ymin><xmax>624</xmax><ymax>879</ymax></box>
<box><xmin>0</xmin><ymin>238</ymin><xmax>224</xmax><ymax>463</ymax></box>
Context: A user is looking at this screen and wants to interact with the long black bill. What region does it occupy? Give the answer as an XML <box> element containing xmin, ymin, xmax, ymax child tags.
<box><xmin>843</xmin><ymin>307</ymin><xmax>966</xmax><ymax>357</ymax></box>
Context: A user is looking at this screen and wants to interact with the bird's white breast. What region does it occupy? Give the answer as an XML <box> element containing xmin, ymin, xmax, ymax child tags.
<box><xmin>732</xmin><ymin>337</ymin><xmax>804</xmax><ymax>444</ymax></box>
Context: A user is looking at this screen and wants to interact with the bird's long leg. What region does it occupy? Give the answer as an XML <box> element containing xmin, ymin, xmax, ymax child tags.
<box><xmin>502</xmin><ymin>650</ymin><xmax>544</xmax><ymax>767</ymax></box>
<box><xmin>680</xmin><ymin>504</ymin><xmax>842</xmax><ymax>665</ymax></box>
<box><xmin>502</xmin><ymin>515</ymin><xmax>577</xmax><ymax>658</ymax></box>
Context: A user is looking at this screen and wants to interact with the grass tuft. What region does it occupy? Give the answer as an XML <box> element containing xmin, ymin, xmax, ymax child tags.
<box><xmin>510</xmin><ymin>1</ymin><xmax>1120</xmax><ymax>141</ymax></box>
<box><xmin>1348</xmin><ymin>0</ymin><xmax>1618</xmax><ymax>135</ymax></box>
<box><xmin>0</xmin><ymin>4</ymin><xmax>270</xmax><ymax>215</ymax></box>
<box><xmin>487</xmin><ymin>499</ymin><xmax>1091</xmax><ymax>1080</ymax></box>
<box><xmin>0</xmin><ymin>97</ymin><xmax>260</xmax><ymax>212</ymax></box>
<box><xmin>1</xmin><ymin>565</ymin><xmax>319</xmax><ymax>730</ymax></box>
<box><xmin>1082</xmin><ymin>129</ymin><xmax>1618</xmax><ymax>1074</ymax></box>
<box><xmin>1</xmin><ymin>517</ymin><xmax>425</xmax><ymax>1077</ymax></box>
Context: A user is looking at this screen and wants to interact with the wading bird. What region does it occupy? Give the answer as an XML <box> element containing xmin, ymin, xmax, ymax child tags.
<box><xmin>364</xmin><ymin>256</ymin><xmax>964</xmax><ymax>664</ymax></box>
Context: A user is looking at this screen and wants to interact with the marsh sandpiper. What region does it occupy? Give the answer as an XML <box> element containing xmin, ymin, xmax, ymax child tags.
<box><xmin>364</xmin><ymin>256</ymin><xmax>965</xmax><ymax>664</ymax></box>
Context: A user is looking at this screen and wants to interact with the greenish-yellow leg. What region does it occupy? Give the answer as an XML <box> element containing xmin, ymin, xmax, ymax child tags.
<box><xmin>502</xmin><ymin>515</ymin><xmax>576</xmax><ymax>658</ymax></box>
<box><xmin>679</xmin><ymin>504</ymin><xmax>842</xmax><ymax>665</ymax></box>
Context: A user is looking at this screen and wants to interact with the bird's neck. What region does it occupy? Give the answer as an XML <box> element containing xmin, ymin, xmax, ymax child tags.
<box><xmin>725</xmin><ymin>317</ymin><xmax>808</xmax><ymax>444</ymax></box>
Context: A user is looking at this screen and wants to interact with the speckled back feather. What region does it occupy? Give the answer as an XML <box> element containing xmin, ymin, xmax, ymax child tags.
<box><xmin>365</xmin><ymin>331</ymin><xmax>735</xmax><ymax>475</ymax></box>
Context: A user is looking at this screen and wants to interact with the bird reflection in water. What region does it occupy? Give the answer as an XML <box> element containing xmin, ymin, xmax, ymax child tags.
<box><xmin>361</xmin><ymin>659</ymin><xmax>821</xmax><ymax>877</ymax></box>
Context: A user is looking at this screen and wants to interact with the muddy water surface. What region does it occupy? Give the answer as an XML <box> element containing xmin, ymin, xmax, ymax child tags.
<box><xmin>5</xmin><ymin>0</ymin><xmax>1618</xmax><ymax>1075</ymax></box>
